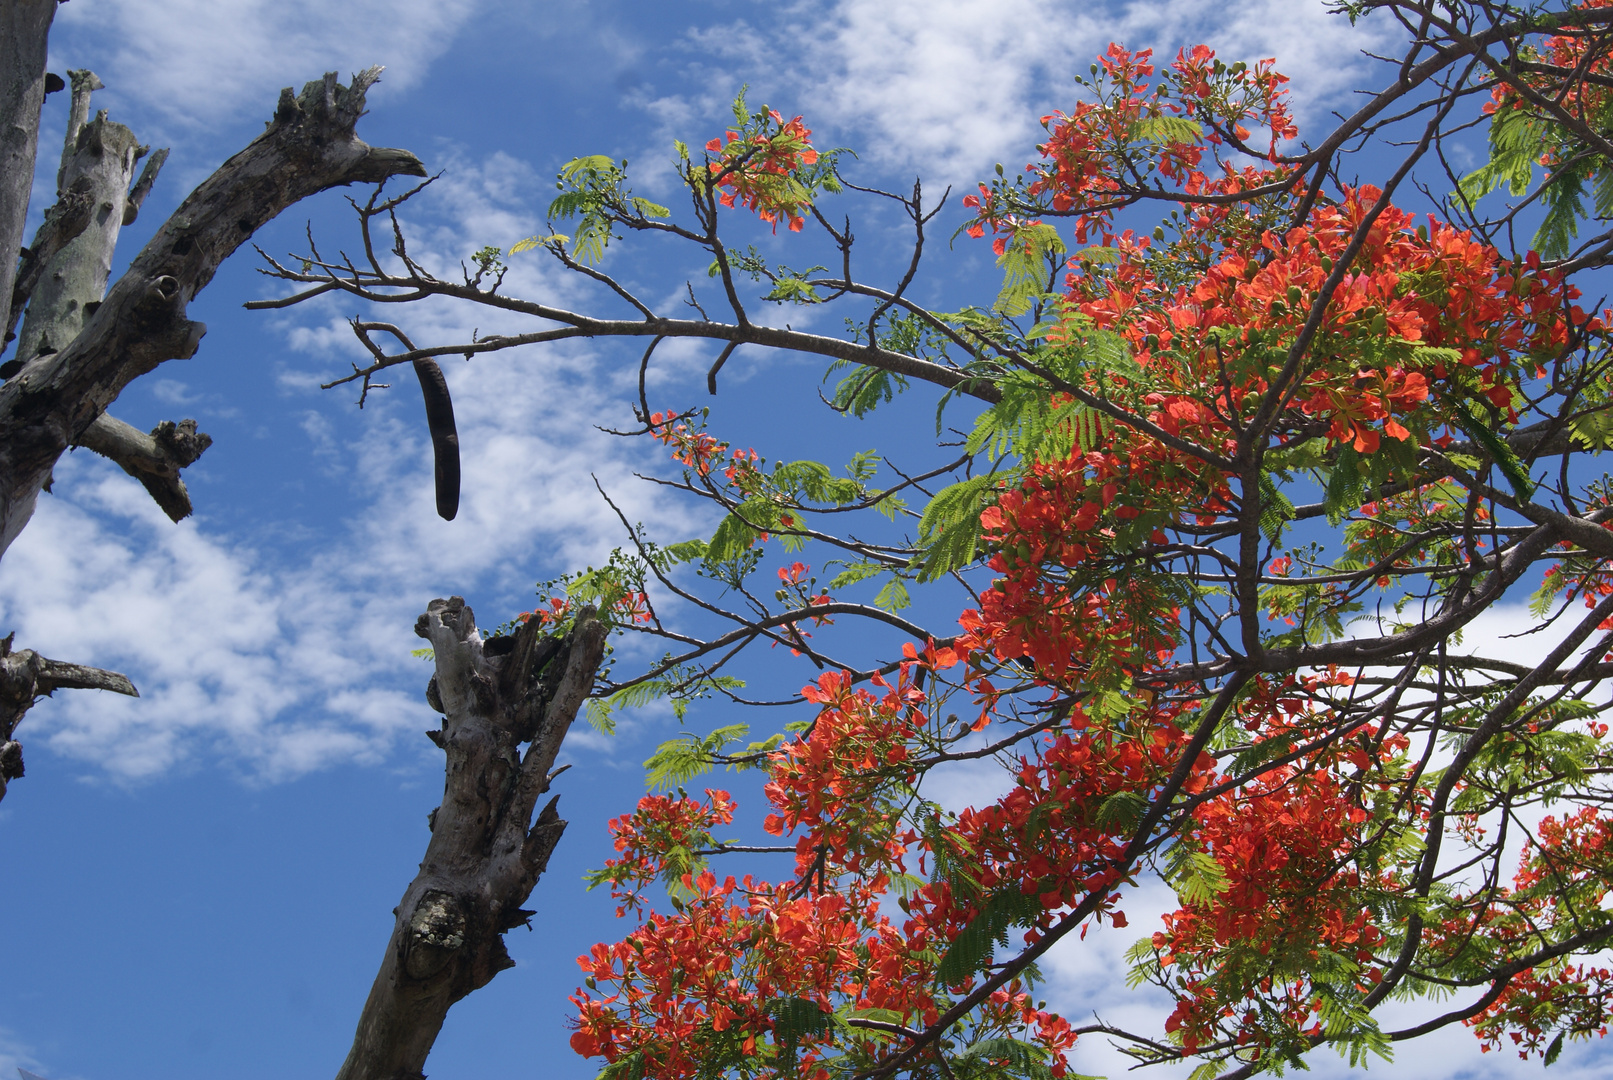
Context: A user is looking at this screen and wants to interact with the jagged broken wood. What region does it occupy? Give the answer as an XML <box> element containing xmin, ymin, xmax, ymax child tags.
<box><xmin>1</xmin><ymin>69</ymin><xmax>216</xmax><ymax>520</ymax></box>
<box><xmin>334</xmin><ymin>598</ymin><xmax>606</xmax><ymax>1080</ymax></box>
<box><xmin>0</xmin><ymin>67</ymin><xmax>427</xmax><ymax>558</ymax></box>
<box><xmin>5</xmin><ymin>69</ymin><xmax>154</xmax><ymax>360</ymax></box>
<box><xmin>73</xmin><ymin>415</ymin><xmax>213</xmax><ymax>522</ymax></box>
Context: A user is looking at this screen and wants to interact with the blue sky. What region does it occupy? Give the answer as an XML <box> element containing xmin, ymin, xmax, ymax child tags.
<box><xmin>2</xmin><ymin>1</ymin><xmax>1610</xmax><ymax>1078</ymax></box>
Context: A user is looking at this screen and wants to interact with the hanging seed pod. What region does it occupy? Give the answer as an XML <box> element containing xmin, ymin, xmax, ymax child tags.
<box><xmin>413</xmin><ymin>358</ymin><xmax>460</xmax><ymax>520</ymax></box>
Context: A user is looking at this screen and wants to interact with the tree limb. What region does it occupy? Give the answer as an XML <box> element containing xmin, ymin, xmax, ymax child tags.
<box><xmin>0</xmin><ymin>67</ymin><xmax>426</xmax><ymax>560</ymax></box>
<box><xmin>334</xmin><ymin>598</ymin><xmax>607</xmax><ymax>1080</ymax></box>
<box><xmin>0</xmin><ymin>630</ymin><xmax>137</xmax><ymax>803</ymax></box>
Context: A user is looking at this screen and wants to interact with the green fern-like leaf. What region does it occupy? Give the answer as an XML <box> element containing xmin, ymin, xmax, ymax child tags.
<box><xmin>935</xmin><ymin>887</ymin><xmax>1043</xmax><ymax>985</ymax></box>
<box><xmin>915</xmin><ymin>476</ymin><xmax>994</xmax><ymax>582</ymax></box>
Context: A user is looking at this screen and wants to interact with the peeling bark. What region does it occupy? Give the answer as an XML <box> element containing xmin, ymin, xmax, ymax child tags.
<box><xmin>0</xmin><ymin>70</ymin><xmax>211</xmax><ymax>518</ymax></box>
<box><xmin>334</xmin><ymin>598</ymin><xmax>607</xmax><ymax>1080</ymax></box>
<box><xmin>4</xmin><ymin>173</ymin><xmax>94</xmax><ymax>349</ymax></box>
<box><xmin>0</xmin><ymin>631</ymin><xmax>137</xmax><ymax>803</ymax></box>
<box><xmin>0</xmin><ymin>67</ymin><xmax>426</xmax><ymax>558</ymax></box>
<box><xmin>13</xmin><ymin>75</ymin><xmax>147</xmax><ymax>373</ymax></box>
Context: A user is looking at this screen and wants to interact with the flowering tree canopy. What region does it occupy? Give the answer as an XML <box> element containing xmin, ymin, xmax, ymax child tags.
<box><xmin>267</xmin><ymin>1</ymin><xmax>1613</xmax><ymax>1077</ymax></box>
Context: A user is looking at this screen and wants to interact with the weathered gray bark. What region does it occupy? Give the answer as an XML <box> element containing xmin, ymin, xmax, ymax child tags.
<box><xmin>5</xmin><ymin>70</ymin><xmax>212</xmax><ymax>519</ymax></box>
<box><xmin>0</xmin><ymin>632</ymin><xmax>136</xmax><ymax>803</ymax></box>
<box><xmin>0</xmin><ymin>0</ymin><xmax>57</xmax><ymax>322</ymax></box>
<box><xmin>73</xmin><ymin>415</ymin><xmax>212</xmax><ymax>521</ymax></box>
<box><xmin>14</xmin><ymin>72</ymin><xmax>148</xmax><ymax>369</ymax></box>
<box><xmin>335</xmin><ymin>599</ymin><xmax>607</xmax><ymax>1080</ymax></box>
<box><xmin>0</xmin><ymin>67</ymin><xmax>426</xmax><ymax>557</ymax></box>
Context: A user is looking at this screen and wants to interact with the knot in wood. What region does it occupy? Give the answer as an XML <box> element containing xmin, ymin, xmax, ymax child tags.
<box><xmin>403</xmin><ymin>890</ymin><xmax>466</xmax><ymax>980</ymax></box>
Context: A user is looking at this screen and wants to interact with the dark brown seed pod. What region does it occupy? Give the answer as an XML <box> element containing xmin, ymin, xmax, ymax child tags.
<box><xmin>413</xmin><ymin>357</ymin><xmax>460</xmax><ymax>520</ymax></box>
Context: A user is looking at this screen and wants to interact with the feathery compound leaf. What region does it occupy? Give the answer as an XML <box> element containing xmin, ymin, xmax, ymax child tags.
<box><xmin>768</xmin><ymin>995</ymin><xmax>833</xmax><ymax>1072</ymax></box>
<box><xmin>596</xmin><ymin>1050</ymin><xmax>647</xmax><ymax>1080</ymax></box>
<box><xmin>1129</xmin><ymin>116</ymin><xmax>1204</xmax><ymax>144</ymax></box>
<box><xmin>1257</xmin><ymin>471</ymin><xmax>1296</xmax><ymax>545</ymax></box>
<box><xmin>643</xmin><ymin>723</ymin><xmax>750</xmax><ymax>791</ymax></box>
<box><xmin>915</xmin><ymin>475</ymin><xmax>994</xmax><ymax>582</ymax></box>
<box><xmin>994</xmin><ymin>222</ymin><xmax>1066</xmax><ymax>316</ymax></box>
<box><xmin>1094</xmin><ymin>789</ymin><xmax>1148</xmax><ymax>833</ymax></box>
<box><xmin>955</xmin><ymin>1038</ymin><xmax>1056</xmax><ymax>1080</ymax></box>
<box><xmin>1534</xmin><ymin>166</ymin><xmax>1588</xmax><ymax>261</ymax></box>
<box><xmin>704</xmin><ymin>497</ymin><xmax>773</xmax><ymax>564</ymax></box>
<box><xmin>1323</xmin><ymin>444</ymin><xmax>1365</xmax><ymax>526</ymax></box>
<box><xmin>1457</xmin><ymin>104</ymin><xmax>1540</xmax><ymax>203</ymax></box>
<box><xmin>935</xmin><ymin>887</ymin><xmax>1043</xmax><ymax>985</ymax></box>
<box><xmin>1450</xmin><ymin>398</ymin><xmax>1535</xmax><ymax>504</ymax></box>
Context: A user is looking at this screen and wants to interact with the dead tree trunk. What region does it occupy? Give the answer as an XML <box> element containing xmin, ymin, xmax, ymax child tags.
<box><xmin>0</xmin><ymin>67</ymin><xmax>426</xmax><ymax>557</ymax></box>
<box><xmin>335</xmin><ymin>599</ymin><xmax>607</xmax><ymax>1080</ymax></box>
<box><xmin>6</xmin><ymin>69</ymin><xmax>214</xmax><ymax>519</ymax></box>
<box><xmin>0</xmin><ymin>68</ymin><xmax>424</xmax><ymax>800</ymax></box>
<box><xmin>0</xmin><ymin>0</ymin><xmax>58</xmax><ymax>317</ymax></box>
<box><xmin>14</xmin><ymin>70</ymin><xmax>147</xmax><ymax>369</ymax></box>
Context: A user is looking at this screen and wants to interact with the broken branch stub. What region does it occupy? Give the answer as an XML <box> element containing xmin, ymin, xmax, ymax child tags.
<box><xmin>333</xmin><ymin>598</ymin><xmax>606</xmax><ymax>1080</ymax></box>
<box><xmin>0</xmin><ymin>631</ymin><xmax>138</xmax><ymax>803</ymax></box>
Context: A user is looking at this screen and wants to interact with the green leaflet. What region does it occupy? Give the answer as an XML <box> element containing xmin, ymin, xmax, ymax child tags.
<box><xmin>705</xmin><ymin>497</ymin><xmax>772</xmax><ymax>564</ymax></box>
<box><xmin>827</xmin><ymin>559</ymin><xmax>886</xmax><ymax>589</ymax></box>
<box><xmin>873</xmin><ymin>575</ymin><xmax>911</xmax><ymax>612</ymax></box>
<box><xmin>832</xmin><ymin>364</ymin><xmax>909</xmax><ymax>419</ymax></box>
<box><xmin>654</xmin><ymin>538</ymin><xmax>709</xmax><ymax>568</ymax></box>
<box><xmin>1256</xmin><ymin>471</ymin><xmax>1296</xmax><ymax>545</ymax></box>
<box><xmin>934</xmin><ymin>886</ymin><xmax>1043</xmax><ymax>985</ymax></box>
<box><xmin>914</xmin><ymin>475</ymin><xmax>994</xmax><ymax>582</ymax></box>
<box><xmin>1164</xmin><ymin>843</ymin><xmax>1231</xmax><ymax>906</ymax></box>
<box><xmin>1536</xmin><ymin>166</ymin><xmax>1588</xmax><ymax>262</ymax></box>
<box><xmin>1570</xmin><ymin>404</ymin><xmax>1613</xmax><ymax>450</ymax></box>
<box><xmin>643</xmin><ymin>721</ymin><xmax>751</xmax><ymax>790</ymax></box>
<box><xmin>588</xmin><ymin>675</ymin><xmax>750</xmax><ymax>735</ymax></box>
<box><xmin>1456</xmin><ymin>88</ymin><xmax>1613</xmax><ymax>258</ymax></box>
<box><xmin>1457</xmin><ymin>104</ymin><xmax>1541</xmax><ymax>204</ymax></box>
<box><xmin>1093</xmin><ymin>789</ymin><xmax>1148</xmax><ymax>833</ymax></box>
<box><xmin>540</xmin><ymin>155</ymin><xmax>668</xmax><ymax>265</ymax></box>
<box><xmin>1449</xmin><ymin>398</ymin><xmax>1535</xmax><ymax>504</ymax></box>
<box><xmin>1070</xmin><ymin>245</ymin><xmax>1123</xmax><ymax>265</ymax></box>
<box><xmin>952</xmin><ymin>1037</ymin><xmax>1068</xmax><ymax>1080</ymax></box>
<box><xmin>993</xmin><ymin>222</ymin><xmax>1066</xmax><ymax>316</ymax></box>
<box><xmin>768</xmin><ymin>995</ymin><xmax>834</xmax><ymax>1073</ymax></box>
<box><xmin>594</xmin><ymin>1050</ymin><xmax>647</xmax><ymax>1080</ymax></box>
<box><xmin>1128</xmin><ymin>116</ymin><xmax>1204</xmax><ymax>145</ymax></box>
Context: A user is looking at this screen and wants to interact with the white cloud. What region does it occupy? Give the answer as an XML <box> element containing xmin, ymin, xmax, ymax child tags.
<box><xmin>0</xmin><ymin>1029</ymin><xmax>47</xmax><ymax>1080</ymax></box>
<box><xmin>648</xmin><ymin>0</ymin><xmax>1402</xmax><ymax>188</ymax></box>
<box><xmin>48</xmin><ymin>0</ymin><xmax>483</xmax><ymax>134</ymax></box>
<box><xmin>0</xmin><ymin>147</ymin><xmax>708</xmax><ymax>783</ymax></box>
<box><xmin>0</xmin><ymin>347</ymin><xmax>693</xmax><ymax>783</ymax></box>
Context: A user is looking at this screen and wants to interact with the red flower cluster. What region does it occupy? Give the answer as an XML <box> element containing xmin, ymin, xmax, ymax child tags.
<box><xmin>706</xmin><ymin>111</ymin><xmax>819</xmax><ymax>232</ymax></box>
<box><xmin>572</xmin><ymin>31</ymin><xmax>1613</xmax><ymax>1079</ymax></box>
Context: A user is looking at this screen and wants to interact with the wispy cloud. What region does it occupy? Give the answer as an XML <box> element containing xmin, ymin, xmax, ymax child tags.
<box><xmin>49</xmin><ymin>0</ymin><xmax>484</xmax><ymax>135</ymax></box>
<box><xmin>644</xmin><ymin>0</ymin><xmax>1401</xmax><ymax>188</ymax></box>
<box><xmin>0</xmin><ymin>1029</ymin><xmax>47</xmax><ymax>1080</ymax></box>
